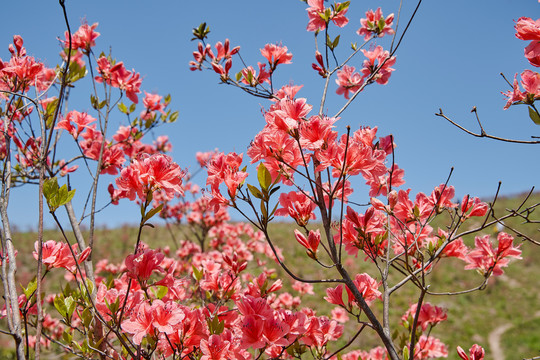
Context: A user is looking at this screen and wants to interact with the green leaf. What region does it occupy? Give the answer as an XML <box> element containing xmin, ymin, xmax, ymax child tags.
<box><xmin>326</xmin><ymin>34</ymin><xmax>332</xmax><ymax>48</ymax></box>
<box><xmin>65</xmin><ymin>296</ymin><xmax>76</xmax><ymax>319</ymax></box>
<box><xmin>143</xmin><ymin>204</ymin><xmax>164</xmax><ymax>223</ymax></box>
<box><xmin>403</xmin><ymin>345</ymin><xmax>410</xmax><ymax>360</ymax></box>
<box><xmin>81</xmin><ymin>307</ymin><xmax>93</xmax><ymax>328</ymax></box>
<box><xmin>247</xmin><ymin>184</ymin><xmax>263</xmax><ymax>199</ymax></box>
<box><xmin>192</xmin><ymin>22</ymin><xmax>211</xmax><ymax>41</ymax></box>
<box><xmin>129</xmin><ymin>103</ymin><xmax>137</xmax><ymax>114</ymax></box>
<box><xmin>54</xmin><ymin>294</ymin><xmax>67</xmax><ymax>318</ymax></box>
<box><xmin>62</xmin><ymin>329</ymin><xmax>72</xmax><ymax>344</ymax></box>
<box><xmin>169</xmin><ymin>111</ymin><xmax>179</xmax><ymax>123</ymax></box>
<box><xmin>21</xmin><ymin>278</ymin><xmax>37</xmax><ymax>300</ymax></box>
<box><xmin>154</xmin><ymin>285</ymin><xmax>168</xmax><ymax>299</ymax></box>
<box><xmin>44</xmin><ymin>98</ymin><xmax>59</xmax><ymax>129</ymax></box>
<box><xmin>207</xmin><ymin>315</ymin><xmax>225</xmax><ymax>335</ymax></box>
<box><xmin>269</xmin><ymin>185</ymin><xmax>281</xmax><ymax>197</ymax></box>
<box><xmin>67</xmin><ymin>61</ymin><xmax>87</xmax><ymax>84</ymax></box>
<box><xmin>118</xmin><ymin>102</ymin><xmax>128</xmax><ymax>114</ymax></box>
<box><xmin>332</xmin><ymin>35</ymin><xmax>340</xmax><ymax>48</ymax></box>
<box><xmin>260</xmin><ymin>200</ymin><xmax>267</xmax><ymax>220</ymax></box>
<box><xmin>257</xmin><ymin>163</ymin><xmax>272</xmax><ymax>191</ymax></box>
<box><xmin>528</xmin><ymin>106</ymin><xmax>540</xmax><ymax>125</ymax></box>
<box><xmin>192</xmin><ymin>265</ymin><xmax>203</xmax><ymax>281</ymax></box>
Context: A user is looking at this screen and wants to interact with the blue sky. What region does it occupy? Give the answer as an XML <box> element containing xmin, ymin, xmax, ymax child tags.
<box><xmin>1</xmin><ymin>0</ymin><xmax>539</xmax><ymax>229</ymax></box>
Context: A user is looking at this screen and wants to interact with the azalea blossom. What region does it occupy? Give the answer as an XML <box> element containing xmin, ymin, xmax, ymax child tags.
<box><xmin>335</xmin><ymin>65</ymin><xmax>363</xmax><ymax>99</ymax></box>
<box><xmin>414</xmin><ymin>335</ymin><xmax>448</xmax><ymax>359</ymax></box>
<box><xmin>306</xmin><ymin>0</ymin><xmax>349</xmax><ymax>32</ymax></box>
<box><xmin>357</xmin><ymin>8</ymin><xmax>395</xmax><ymax>41</ymax></box>
<box><xmin>125</xmin><ymin>248</ymin><xmax>165</xmax><ymax>282</ymax></box>
<box><xmin>33</xmin><ymin>240</ymin><xmax>91</xmax><ymax>272</ymax></box>
<box><xmin>464</xmin><ymin>232</ymin><xmax>522</xmax><ymax>276</ymax></box>
<box><xmin>457</xmin><ymin>344</ymin><xmax>485</xmax><ymax>360</ymax></box>
<box><xmin>115</xmin><ymin>153</ymin><xmax>185</xmax><ymax>202</ymax></box>
<box><xmin>360</xmin><ymin>46</ymin><xmax>396</xmax><ymax>85</ymax></box>
<box><xmin>514</xmin><ymin>17</ymin><xmax>540</xmax><ymax>67</ymax></box>
<box><xmin>503</xmin><ymin>69</ymin><xmax>540</xmax><ymax>109</ymax></box>
<box><xmin>55</xmin><ymin>110</ymin><xmax>96</xmax><ymax>139</ymax></box>
<box><xmin>260</xmin><ymin>43</ymin><xmax>292</xmax><ymax>71</ymax></box>
<box><xmin>294</xmin><ymin>229</ymin><xmax>321</xmax><ymax>258</ymax></box>
<box><xmin>274</xmin><ymin>190</ymin><xmax>316</xmax><ymax>226</ymax></box>
<box><xmin>401</xmin><ymin>302</ymin><xmax>447</xmax><ymax>331</ymax></box>
<box><xmin>63</xmin><ymin>22</ymin><xmax>100</xmax><ymax>53</ymax></box>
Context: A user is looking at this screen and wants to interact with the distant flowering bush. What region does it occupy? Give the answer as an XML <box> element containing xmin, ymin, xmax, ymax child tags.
<box><xmin>0</xmin><ymin>2</ymin><xmax>537</xmax><ymax>360</ymax></box>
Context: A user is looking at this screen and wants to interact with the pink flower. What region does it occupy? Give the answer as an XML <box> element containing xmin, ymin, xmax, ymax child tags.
<box><xmin>140</xmin><ymin>91</ymin><xmax>166</xmax><ymax>120</ymax></box>
<box><xmin>515</xmin><ymin>17</ymin><xmax>540</xmax><ymax>41</ymax></box>
<box><xmin>331</xmin><ymin>307</ymin><xmax>349</xmax><ymax>323</ymax></box>
<box><xmin>464</xmin><ymin>232</ymin><xmax>522</xmax><ymax>276</ymax></box>
<box><xmin>240</xmin><ymin>62</ymin><xmax>270</xmax><ymax>86</ymax></box>
<box><xmin>360</xmin><ymin>46</ymin><xmax>396</xmax><ymax>85</ymax></box>
<box><xmin>200</xmin><ymin>334</ymin><xmax>231</xmax><ymax>360</ymax></box>
<box><xmin>260</xmin><ymin>43</ymin><xmax>292</xmax><ymax>71</ymax></box>
<box><xmin>55</xmin><ymin>110</ymin><xmax>96</xmax><ymax>139</ymax></box>
<box><xmin>294</xmin><ymin>229</ymin><xmax>321</xmax><ymax>258</ymax></box>
<box><xmin>335</xmin><ymin>65</ymin><xmax>363</xmax><ymax>99</ymax></box>
<box><xmin>121</xmin><ymin>302</ymin><xmax>154</xmax><ymax>345</ymax></box>
<box><xmin>521</xmin><ymin>69</ymin><xmax>540</xmax><ymax>95</ymax></box>
<box><xmin>292</xmin><ymin>281</ymin><xmax>314</xmax><ymax>295</ymax></box>
<box><xmin>503</xmin><ymin>70</ymin><xmax>540</xmax><ymax>108</ymax></box>
<box><xmin>125</xmin><ymin>248</ymin><xmax>165</xmax><ymax>282</ymax></box>
<box><xmin>115</xmin><ymin>153</ymin><xmax>185</xmax><ymax>202</ymax></box>
<box><xmin>312</xmin><ymin>51</ymin><xmax>326</xmax><ymax>77</ymax></box>
<box><xmin>414</xmin><ymin>335</ymin><xmax>448</xmax><ymax>359</ymax></box>
<box><xmin>427</xmin><ymin>184</ymin><xmax>457</xmax><ymax>211</ymax></box>
<box><xmin>63</xmin><ymin>22</ymin><xmax>100</xmax><ymax>52</ymax></box>
<box><xmin>525</xmin><ymin>40</ymin><xmax>540</xmax><ymax>68</ymax></box>
<box><xmin>525</xmin><ymin>41</ymin><xmax>540</xmax><ymax>67</ymax></box>
<box><xmin>503</xmin><ymin>73</ymin><xmax>526</xmax><ymax>109</ymax></box>
<box><xmin>151</xmin><ymin>300</ymin><xmax>185</xmax><ymax>334</ymax></box>
<box><xmin>345</xmin><ymin>273</ymin><xmax>382</xmax><ymax>306</ymax></box>
<box><xmin>95</xmin><ymin>57</ymin><xmax>142</xmax><ymax>103</ymax></box>
<box><xmin>33</xmin><ymin>240</ymin><xmax>91</xmax><ymax>272</ymax></box>
<box><xmin>357</xmin><ymin>8</ymin><xmax>395</xmax><ymax>41</ymax></box>
<box><xmin>209</xmin><ymin>39</ymin><xmax>240</xmax><ymax>62</ymax></box>
<box><xmin>461</xmin><ymin>195</ymin><xmax>488</xmax><ymax>218</ymax></box>
<box><xmin>240</xmin><ymin>315</ymin><xmax>266</xmax><ymax>349</ymax></box>
<box><xmin>401</xmin><ymin>302</ymin><xmax>447</xmax><ymax>331</ymax></box>
<box><xmin>325</xmin><ymin>284</ymin><xmax>346</xmax><ymax>307</ymax></box>
<box><xmin>299</xmin><ymin>115</ymin><xmax>337</xmax><ymax>151</ymax></box>
<box><xmin>457</xmin><ymin>344</ymin><xmax>485</xmax><ymax>360</ymax></box>
<box><xmin>306</xmin><ymin>0</ymin><xmax>349</xmax><ymax>32</ymax></box>
<box><xmin>274</xmin><ymin>191</ymin><xmax>316</xmax><ymax>227</ymax></box>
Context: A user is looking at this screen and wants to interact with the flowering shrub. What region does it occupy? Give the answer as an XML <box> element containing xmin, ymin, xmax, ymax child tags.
<box><xmin>0</xmin><ymin>1</ymin><xmax>538</xmax><ymax>360</ymax></box>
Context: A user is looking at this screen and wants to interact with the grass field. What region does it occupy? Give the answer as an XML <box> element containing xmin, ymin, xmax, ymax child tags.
<box><xmin>2</xmin><ymin>192</ymin><xmax>539</xmax><ymax>359</ymax></box>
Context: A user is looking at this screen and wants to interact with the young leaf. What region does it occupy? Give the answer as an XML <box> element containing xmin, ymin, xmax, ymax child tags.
<box><xmin>257</xmin><ymin>163</ymin><xmax>272</xmax><ymax>191</ymax></box>
<box><xmin>528</xmin><ymin>106</ymin><xmax>540</xmax><ymax>125</ymax></box>
<box><xmin>169</xmin><ymin>111</ymin><xmax>179</xmax><ymax>123</ymax></box>
<box><xmin>143</xmin><ymin>204</ymin><xmax>164</xmax><ymax>223</ymax></box>
<box><xmin>333</xmin><ymin>35</ymin><xmax>340</xmax><ymax>49</ymax></box>
<box><xmin>21</xmin><ymin>278</ymin><xmax>37</xmax><ymax>300</ymax></box>
<box><xmin>118</xmin><ymin>102</ymin><xmax>128</xmax><ymax>114</ymax></box>
<box><xmin>54</xmin><ymin>294</ymin><xmax>68</xmax><ymax>318</ymax></box>
<box><xmin>247</xmin><ymin>184</ymin><xmax>263</xmax><ymax>199</ymax></box>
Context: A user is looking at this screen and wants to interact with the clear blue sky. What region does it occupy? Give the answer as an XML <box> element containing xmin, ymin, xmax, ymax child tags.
<box><xmin>1</xmin><ymin>0</ymin><xmax>539</xmax><ymax>230</ymax></box>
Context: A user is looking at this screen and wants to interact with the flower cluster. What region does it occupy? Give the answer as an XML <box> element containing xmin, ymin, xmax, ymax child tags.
<box><xmin>514</xmin><ymin>17</ymin><xmax>540</xmax><ymax>67</ymax></box>
<box><xmin>114</xmin><ymin>153</ymin><xmax>185</xmax><ymax>203</ymax></box>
